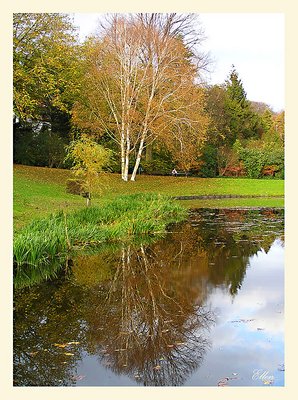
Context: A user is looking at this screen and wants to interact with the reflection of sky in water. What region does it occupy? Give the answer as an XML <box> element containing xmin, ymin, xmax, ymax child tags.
<box><xmin>186</xmin><ymin>239</ymin><xmax>284</xmax><ymax>386</ymax></box>
<box><xmin>13</xmin><ymin>210</ymin><xmax>284</xmax><ymax>387</ymax></box>
<box><xmin>74</xmin><ymin>353</ymin><xmax>136</xmax><ymax>386</ymax></box>
<box><xmin>72</xmin><ymin>239</ymin><xmax>284</xmax><ymax>387</ymax></box>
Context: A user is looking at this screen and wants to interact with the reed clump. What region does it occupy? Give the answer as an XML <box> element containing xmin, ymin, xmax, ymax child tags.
<box><xmin>13</xmin><ymin>193</ymin><xmax>186</xmax><ymax>273</ymax></box>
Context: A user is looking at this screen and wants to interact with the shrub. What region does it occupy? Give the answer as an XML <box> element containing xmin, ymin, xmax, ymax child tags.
<box><xmin>66</xmin><ymin>178</ymin><xmax>85</xmax><ymax>195</ymax></box>
<box><xmin>234</xmin><ymin>139</ymin><xmax>284</xmax><ymax>179</ymax></box>
<box><xmin>262</xmin><ymin>165</ymin><xmax>279</xmax><ymax>177</ymax></box>
<box><xmin>239</xmin><ymin>148</ymin><xmax>265</xmax><ymax>178</ymax></box>
<box><xmin>141</xmin><ymin>159</ymin><xmax>173</xmax><ymax>175</ymax></box>
<box><xmin>198</xmin><ymin>144</ymin><xmax>218</xmax><ymax>177</ymax></box>
<box><xmin>14</xmin><ymin>123</ymin><xmax>67</xmax><ymax>168</ymax></box>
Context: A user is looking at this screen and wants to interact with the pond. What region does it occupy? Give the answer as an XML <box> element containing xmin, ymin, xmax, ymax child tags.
<box><xmin>13</xmin><ymin>208</ymin><xmax>284</xmax><ymax>387</ymax></box>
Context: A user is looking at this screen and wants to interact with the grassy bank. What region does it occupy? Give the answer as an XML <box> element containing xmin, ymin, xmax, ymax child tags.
<box><xmin>14</xmin><ymin>165</ymin><xmax>82</xmax><ymax>230</ymax></box>
<box><xmin>14</xmin><ymin>193</ymin><xmax>186</xmax><ymax>280</ymax></box>
<box><xmin>14</xmin><ymin>164</ymin><xmax>284</xmax><ymax>231</ymax></box>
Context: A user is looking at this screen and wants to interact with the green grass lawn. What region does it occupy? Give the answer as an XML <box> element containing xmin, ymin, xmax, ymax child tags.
<box><xmin>14</xmin><ymin>166</ymin><xmax>82</xmax><ymax>230</ymax></box>
<box><xmin>13</xmin><ymin>164</ymin><xmax>284</xmax><ymax>231</ymax></box>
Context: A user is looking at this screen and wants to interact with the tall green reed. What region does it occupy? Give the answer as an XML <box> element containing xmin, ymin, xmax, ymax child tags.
<box><xmin>13</xmin><ymin>193</ymin><xmax>186</xmax><ymax>287</ymax></box>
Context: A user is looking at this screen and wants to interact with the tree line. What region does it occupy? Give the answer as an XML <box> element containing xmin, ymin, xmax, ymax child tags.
<box><xmin>13</xmin><ymin>13</ymin><xmax>284</xmax><ymax>180</ymax></box>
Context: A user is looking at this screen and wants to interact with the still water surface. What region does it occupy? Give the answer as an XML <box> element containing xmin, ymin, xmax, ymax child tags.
<box><xmin>14</xmin><ymin>208</ymin><xmax>284</xmax><ymax>386</ymax></box>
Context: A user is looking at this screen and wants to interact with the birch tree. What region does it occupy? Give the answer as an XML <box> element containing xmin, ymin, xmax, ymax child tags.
<box><xmin>73</xmin><ymin>13</ymin><xmax>209</xmax><ymax>181</ymax></box>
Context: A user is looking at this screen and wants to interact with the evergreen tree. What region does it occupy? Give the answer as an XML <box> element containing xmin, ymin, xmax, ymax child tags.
<box><xmin>225</xmin><ymin>65</ymin><xmax>247</xmax><ymax>104</ymax></box>
<box><xmin>224</xmin><ymin>65</ymin><xmax>262</xmax><ymax>143</ymax></box>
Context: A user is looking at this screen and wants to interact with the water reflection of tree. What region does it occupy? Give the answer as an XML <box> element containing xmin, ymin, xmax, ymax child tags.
<box><xmin>13</xmin><ymin>208</ymin><xmax>284</xmax><ymax>386</ymax></box>
<box><xmin>13</xmin><ymin>242</ymin><xmax>214</xmax><ymax>387</ymax></box>
<box><xmin>183</xmin><ymin>208</ymin><xmax>284</xmax><ymax>296</ymax></box>
<box><xmin>13</xmin><ymin>279</ymin><xmax>87</xmax><ymax>386</ymax></box>
<box><xmin>83</xmin><ymin>244</ymin><xmax>214</xmax><ymax>386</ymax></box>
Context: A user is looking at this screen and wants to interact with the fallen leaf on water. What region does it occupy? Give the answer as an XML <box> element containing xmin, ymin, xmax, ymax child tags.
<box><xmin>72</xmin><ymin>375</ymin><xmax>86</xmax><ymax>381</ymax></box>
<box><xmin>153</xmin><ymin>365</ymin><xmax>161</xmax><ymax>370</ymax></box>
<box><xmin>161</xmin><ymin>329</ymin><xmax>169</xmax><ymax>333</ymax></box>
<box><xmin>64</xmin><ymin>352</ymin><xmax>74</xmax><ymax>356</ymax></box>
<box><xmin>29</xmin><ymin>351</ymin><xmax>38</xmax><ymax>356</ymax></box>
<box><xmin>230</xmin><ymin>319</ymin><xmax>255</xmax><ymax>323</ymax></box>
<box><xmin>175</xmin><ymin>342</ymin><xmax>185</xmax><ymax>346</ymax></box>
<box><xmin>230</xmin><ymin>375</ymin><xmax>238</xmax><ymax>380</ymax></box>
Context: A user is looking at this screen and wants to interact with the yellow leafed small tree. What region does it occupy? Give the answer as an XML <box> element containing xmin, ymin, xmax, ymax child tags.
<box><xmin>65</xmin><ymin>136</ymin><xmax>112</xmax><ymax>206</ymax></box>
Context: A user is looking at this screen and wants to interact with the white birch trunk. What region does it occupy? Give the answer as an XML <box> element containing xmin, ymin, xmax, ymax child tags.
<box><xmin>123</xmin><ymin>128</ymin><xmax>130</xmax><ymax>181</ymax></box>
<box><xmin>123</xmin><ymin>152</ymin><xmax>129</xmax><ymax>181</ymax></box>
<box><xmin>121</xmin><ymin>157</ymin><xmax>126</xmax><ymax>180</ymax></box>
<box><xmin>131</xmin><ymin>137</ymin><xmax>145</xmax><ymax>181</ymax></box>
<box><xmin>120</xmin><ymin>132</ymin><xmax>126</xmax><ymax>181</ymax></box>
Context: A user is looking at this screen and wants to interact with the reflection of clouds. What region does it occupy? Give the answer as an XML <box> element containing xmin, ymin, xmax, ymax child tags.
<box><xmin>188</xmin><ymin>239</ymin><xmax>284</xmax><ymax>386</ymax></box>
<box><xmin>248</xmin><ymin>305</ymin><xmax>283</xmax><ymax>335</ymax></box>
<box><xmin>187</xmin><ymin>333</ymin><xmax>284</xmax><ymax>386</ymax></box>
<box><xmin>206</xmin><ymin>240</ymin><xmax>284</xmax><ymax>337</ymax></box>
<box><xmin>253</xmin><ymin>340</ymin><xmax>274</xmax><ymax>350</ymax></box>
<box><xmin>209</xmin><ymin>322</ymin><xmax>244</xmax><ymax>348</ymax></box>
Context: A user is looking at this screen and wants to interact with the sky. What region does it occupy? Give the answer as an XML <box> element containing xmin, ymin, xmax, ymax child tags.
<box><xmin>72</xmin><ymin>13</ymin><xmax>284</xmax><ymax>112</ymax></box>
